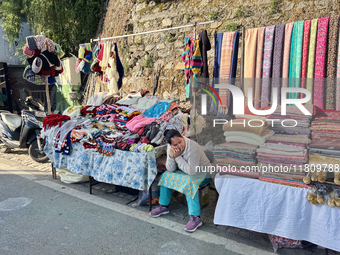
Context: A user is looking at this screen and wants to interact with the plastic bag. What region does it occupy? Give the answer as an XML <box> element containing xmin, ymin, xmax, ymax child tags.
<box><xmin>268</xmin><ymin>234</ymin><xmax>302</xmax><ymax>253</ymax></box>
<box><xmin>56</xmin><ymin>168</ymin><xmax>89</xmax><ymax>184</ymax></box>
<box><xmin>133</xmin><ymin>176</ymin><xmax>160</xmax><ymax>206</ymax></box>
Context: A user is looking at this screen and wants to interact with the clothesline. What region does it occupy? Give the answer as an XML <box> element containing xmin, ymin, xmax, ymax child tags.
<box><xmin>90</xmin><ymin>21</ymin><xmax>215</xmax><ymax>42</ymax></box>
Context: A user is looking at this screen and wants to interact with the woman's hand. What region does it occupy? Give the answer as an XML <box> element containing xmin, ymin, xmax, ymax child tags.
<box><xmin>170</xmin><ymin>147</ymin><xmax>182</xmax><ymax>158</ymax></box>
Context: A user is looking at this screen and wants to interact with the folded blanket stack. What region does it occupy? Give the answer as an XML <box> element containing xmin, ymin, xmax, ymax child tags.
<box><xmin>213</xmin><ymin>142</ymin><xmax>260</xmax><ymax>178</ymax></box>
<box><xmin>213</xmin><ymin>119</ymin><xmax>274</xmax><ymax>178</ymax></box>
<box><xmin>266</xmin><ymin>105</ymin><xmax>314</xmax><ymax>136</ymax></box>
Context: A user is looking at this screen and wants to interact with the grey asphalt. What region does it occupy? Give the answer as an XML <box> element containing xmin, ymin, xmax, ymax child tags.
<box><xmin>0</xmin><ymin>156</ymin><xmax>336</xmax><ymax>255</ymax></box>
<box><xmin>0</xmin><ymin>161</ymin><xmax>236</xmax><ymax>255</ymax></box>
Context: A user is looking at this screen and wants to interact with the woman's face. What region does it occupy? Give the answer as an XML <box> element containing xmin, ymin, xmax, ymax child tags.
<box><xmin>170</xmin><ymin>136</ymin><xmax>185</xmax><ymax>152</ymax></box>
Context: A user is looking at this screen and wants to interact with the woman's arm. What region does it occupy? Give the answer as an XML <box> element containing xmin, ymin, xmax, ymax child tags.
<box><xmin>165</xmin><ymin>145</ymin><xmax>177</xmax><ymax>172</ymax></box>
<box><xmin>174</xmin><ymin>146</ymin><xmax>201</xmax><ymax>176</ymax></box>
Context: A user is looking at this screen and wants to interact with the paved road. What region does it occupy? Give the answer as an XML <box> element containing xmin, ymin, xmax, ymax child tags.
<box><xmin>0</xmin><ymin>153</ymin><xmax>335</xmax><ymax>255</ymax></box>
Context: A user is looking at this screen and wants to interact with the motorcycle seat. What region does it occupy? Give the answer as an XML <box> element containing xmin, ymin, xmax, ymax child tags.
<box><xmin>1</xmin><ymin>112</ymin><xmax>22</xmax><ymax>130</ymax></box>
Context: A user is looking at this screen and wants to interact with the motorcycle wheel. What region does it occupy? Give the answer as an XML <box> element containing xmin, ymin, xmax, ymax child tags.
<box><xmin>28</xmin><ymin>139</ymin><xmax>49</xmax><ymax>163</ymax></box>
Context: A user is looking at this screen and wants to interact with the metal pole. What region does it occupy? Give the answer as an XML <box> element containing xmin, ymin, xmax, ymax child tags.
<box><xmin>45</xmin><ymin>77</ymin><xmax>52</xmax><ymax>114</ymax></box>
<box><xmin>91</xmin><ymin>21</ymin><xmax>215</xmax><ymax>42</ymax></box>
<box><xmin>193</xmin><ymin>22</ymin><xmax>197</xmax><ymax>140</ymax></box>
<box><xmin>240</xmin><ymin>26</ymin><xmax>245</xmax><ymax>92</ymax></box>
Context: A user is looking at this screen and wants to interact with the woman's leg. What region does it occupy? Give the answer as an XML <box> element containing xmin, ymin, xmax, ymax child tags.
<box><xmin>159</xmin><ymin>186</ymin><xmax>172</xmax><ymax>206</ymax></box>
<box><xmin>185</xmin><ymin>192</ymin><xmax>200</xmax><ymax>216</ymax></box>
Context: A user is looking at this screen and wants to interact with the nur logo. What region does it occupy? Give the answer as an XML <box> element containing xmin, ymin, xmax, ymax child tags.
<box><xmin>200</xmin><ymin>84</ymin><xmax>312</xmax><ymax>116</ymax></box>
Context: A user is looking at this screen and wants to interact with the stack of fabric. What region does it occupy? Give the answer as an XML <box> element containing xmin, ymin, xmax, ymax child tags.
<box><xmin>213</xmin><ymin>119</ymin><xmax>274</xmax><ymax>178</ymax></box>
<box><xmin>257</xmin><ymin>134</ymin><xmax>311</xmax><ymax>187</ymax></box>
<box><xmin>266</xmin><ymin>105</ymin><xmax>314</xmax><ymax>136</ymax></box>
<box><xmin>213</xmin><ymin>142</ymin><xmax>259</xmax><ymax>178</ymax></box>
<box><xmin>307</xmin><ymin>108</ymin><xmax>340</xmax><ymax>185</ymax></box>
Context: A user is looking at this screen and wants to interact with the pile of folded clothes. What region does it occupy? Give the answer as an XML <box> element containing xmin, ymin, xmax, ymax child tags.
<box><xmin>213</xmin><ymin>119</ymin><xmax>274</xmax><ymax>178</ymax></box>
<box><xmin>306</xmin><ymin>108</ymin><xmax>340</xmax><ymax>185</ymax></box>
<box><xmin>213</xmin><ymin>142</ymin><xmax>259</xmax><ymax>178</ymax></box>
<box><xmin>266</xmin><ymin>105</ymin><xmax>314</xmax><ymax>137</ymax></box>
<box><xmin>257</xmin><ymin>134</ymin><xmax>311</xmax><ymax>188</ymax></box>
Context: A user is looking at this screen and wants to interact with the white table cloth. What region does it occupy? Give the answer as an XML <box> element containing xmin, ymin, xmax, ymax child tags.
<box><xmin>214</xmin><ymin>174</ymin><xmax>340</xmax><ymax>252</ymax></box>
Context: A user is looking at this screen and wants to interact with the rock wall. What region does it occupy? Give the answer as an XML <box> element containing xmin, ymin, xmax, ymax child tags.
<box><xmin>97</xmin><ymin>0</ymin><xmax>340</xmax><ymax>105</ymax></box>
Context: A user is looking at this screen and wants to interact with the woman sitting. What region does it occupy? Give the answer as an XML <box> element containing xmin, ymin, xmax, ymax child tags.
<box><xmin>149</xmin><ymin>129</ymin><xmax>211</xmax><ymax>232</ymax></box>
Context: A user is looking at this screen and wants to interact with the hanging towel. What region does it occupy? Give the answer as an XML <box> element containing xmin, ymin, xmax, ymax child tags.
<box><xmin>325</xmin><ymin>16</ymin><xmax>340</xmax><ymax>110</ymax></box>
<box><xmin>210</xmin><ymin>33</ymin><xmax>223</xmax><ymax>113</ymax></box>
<box><xmin>289</xmin><ymin>21</ymin><xmax>304</xmax><ymax>100</ymax></box>
<box><xmin>260</xmin><ymin>25</ymin><xmax>275</xmax><ymax>108</ymax></box>
<box><xmin>300</xmin><ymin>20</ymin><xmax>311</xmax><ymax>99</ymax></box>
<box><xmin>306</xmin><ymin>19</ymin><xmax>318</xmax><ymax>105</ymax></box>
<box><xmin>244</xmin><ymin>28</ymin><xmax>258</xmax><ymax>104</ymax></box>
<box><xmin>219</xmin><ymin>32</ymin><xmax>236</xmax><ymax>114</ymax></box>
<box><xmin>254</xmin><ymin>27</ymin><xmax>265</xmax><ymax>109</ymax></box>
<box><xmin>314</xmin><ymin>16</ymin><xmax>330</xmax><ymax>109</ymax></box>
<box><xmin>227</xmin><ymin>31</ymin><xmax>240</xmax><ymax>116</ymax></box>
<box><xmin>337</xmin><ymin>19</ymin><xmax>340</xmax><ymax>111</ymax></box>
<box><xmin>272</xmin><ymin>24</ymin><xmax>285</xmax><ymax>104</ymax></box>
<box><xmin>282</xmin><ymin>22</ymin><xmax>294</xmax><ymax>92</ymax></box>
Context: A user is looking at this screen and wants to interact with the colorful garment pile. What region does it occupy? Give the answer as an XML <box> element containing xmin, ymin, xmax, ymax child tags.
<box><xmin>23</xmin><ymin>35</ymin><xmax>65</xmax><ymax>85</ymax></box>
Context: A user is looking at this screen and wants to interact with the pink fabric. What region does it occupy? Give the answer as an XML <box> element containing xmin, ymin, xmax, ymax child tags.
<box><xmin>97</xmin><ymin>43</ymin><xmax>105</xmax><ymax>61</ymax></box>
<box><xmin>282</xmin><ymin>22</ymin><xmax>294</xmax><ymax>88</ymax></box>
<box><xmin>314</xmin><ymin>16</ymin><xmax>330</xmax><ymax>109</ymax></box>
<box><xmin>260</xmin><ymin>177</ymin><xmax>308</xmax><ymax>188</ymax></box>
<box><xmin>125</xmin><ymin>115</ymin><xmax>155</xmax><ymax>132</ymax></box>
<box><xmin>300</xmin><ymin>20</ymin><xmax>311</xmax><ymax>97</ymax></box>
<box><xmin>254</xmin><ymin>27</ymin><xmax>266</xmax><ymax>109</ymax></box>
<box><xmin>257</xmin><ymin>152</ymin><xmax>307</xmax><ymax>160</ymax></box>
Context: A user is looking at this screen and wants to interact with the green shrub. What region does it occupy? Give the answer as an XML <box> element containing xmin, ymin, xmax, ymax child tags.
<box><xmin>224</xmin><ymin>22</ymin><xmax>239</xmax><ymax>31</ymax></box>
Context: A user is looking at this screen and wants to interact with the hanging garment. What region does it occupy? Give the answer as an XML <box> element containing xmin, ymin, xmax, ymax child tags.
<box><xmin>272</xmin><ymin>24</ymin><xmax>285</xmax><ymax>104</ymax></box>
<box><xmin>300</xmin><ymin>20</ymin><xmax>311</xmax><ymax>99</ymax></box>
<box><xmin>227</xmin><ymin>30</ymin><xmax>239</xmax><ymax>115</ymax></box>
<box><xmin>254</xmin><ymin>27</ymin><xmax>265</xmax><ymax>109</ymax></box>
<box><xmin>314</xmin><ymin>16</ymin><xmax>330</xmax><ymax>109</ymax></box>
<box><xmin>106</xmin><ymin>44</ymin><xmax>119</xmax><ymax>94</ymax></box>
<box><xmin>191</xmin><ymin>39</ymin><xmax>204</xmax><ymax>92</ymax></box>
<box><xmin>260</xmin><ymin>25</ymin><xmax>275</xmax><ymax>108</ymax></box>
<box><xmin>210</xmin><ymin>33</ymin><xmax>223</xmax><ymax>113</ymax></box>
<box><xmin>198</xmin><ymin>30</ymin><xmax>211</xmax><ymax>79</ymax></box>
<box><xmin>244</xmin><ymin>28</ymin><xmax>258</xmax><ymax>104</ymax></box>
<box><xmin>114</xmin><ymin>42</ymin><xmax>124</xmax><ymax>90</ymax></box>
<box><xmin>282</xmin><ymin>22</ymin><xmax>294</xmax><ymax>92</ymax></box>
<box><xmin>337</xmin><ymin>19</ymin><xmax>340</xmax><ymax>111</ymax></box>
<box><xmin>325</xmin><ymin>16</ymin><xmax>340</xmax><ymax>110</ymax></box>
<box><xmin>289</xmin><ymin>21</ymin><xmax>304</xmax><ymax>100</ymax></box>
<box><xmin>306</xmin><ymin>19</ymin><xmax>318</xmax><ymax>105</ymax></box>
<box><xmin>182</xmin><ymin>37</ymin><xmax>194</xmax><ymax>97</ymax></box>
<box><xmin>219</xmin><ymin>32</ymin><xmax>236</xmax><ymax>114</ymax></box>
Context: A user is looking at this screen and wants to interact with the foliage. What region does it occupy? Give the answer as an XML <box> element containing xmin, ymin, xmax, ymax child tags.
<box><xmin>208</xmin><ymin>8</ymin><xmax>218</xmax><ymax>20</ymax></box>
<box><xmin>167</xmin><ymin>33</ymin><xmax>176</xmax><ymax>43</ymax></box>
<box><xmin>140</xmin><ymin>54</ymin><xmax>153</xmax><ymax>68</ymax></box>
<box><xmin>235</xmin><ymin>6</ymin><xmax>248</xmax><ymax>18</ymax></box>
<box><xmin>268</xmin><ymin>0</ymin><xmax>280</xmax><ymax>15</ymax></box>
<box><xmin>224</xmin><ymin>22</ymin><xmax>239</xmax><ymax>31</ymax></box>
<box><xmin>0</xmin><ymin>0</ymin><xmax>104</xmax><ymax>56</ymax></box>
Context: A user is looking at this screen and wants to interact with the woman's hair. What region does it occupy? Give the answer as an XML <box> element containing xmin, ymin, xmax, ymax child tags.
<box><xmin>164</xmin><ymin>129</ymin><xmax>182</xmax><ymax>144</ymax></box>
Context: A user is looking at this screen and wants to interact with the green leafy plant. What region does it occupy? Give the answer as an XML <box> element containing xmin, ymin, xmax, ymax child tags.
<box><xmin>167</xmin><ymin>33</ymin><xmax>176</xmax><ymax>43</ymax></box>
<box><xmin>140</xmin><ymin>54</ymin><xmax>153</xmax><ymax>68</ymax></box>
<box><xmin>185</xmin><ymin>10</ymin><xmax>189</xmax><ymax>22</ymax></box>
<box><xmin>268</xmin><ymin>0</ymin><xmax>279</xmax><ymax>15</ymax></box>
<box><xmin>235</xmin><ymin>6</ymin><xmax>248</xmax><ymax>18</ymax></box>
<box><xmin>224</xmin><ymin>22</ymin><xmax>239</xmax><ymax>31</ymax></box>
<box><xmin>208</xmin><ymin>8</ymin><xmax>218</xmax><ymax>20</ymax></box>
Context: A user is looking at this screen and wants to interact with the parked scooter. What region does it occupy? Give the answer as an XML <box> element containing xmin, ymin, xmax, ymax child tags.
<box><xmin>0</xmin><ymin>95</ymin><xmax>49</xmax><ymax>163</ymax></box>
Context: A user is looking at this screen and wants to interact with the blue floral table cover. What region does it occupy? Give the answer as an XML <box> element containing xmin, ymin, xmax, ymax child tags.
<box><xmin>44</xmin><ymin>143</ymin><xmax>158</xmax><ymax>190</ymax></box>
